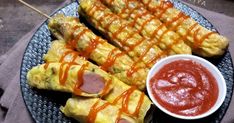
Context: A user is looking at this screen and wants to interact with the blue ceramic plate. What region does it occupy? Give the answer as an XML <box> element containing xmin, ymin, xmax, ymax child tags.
<box><xmin>20</xmin><ymin>1</ymin><xmax>234</xmax><ymax>123</ymax></box>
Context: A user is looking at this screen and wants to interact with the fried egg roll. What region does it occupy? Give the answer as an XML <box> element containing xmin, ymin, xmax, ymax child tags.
<box><xmin>27</xmin><ymin>62</ymin><xmax>112</xmax><ymax>97</ymax></box>
<box><xmin>27</xmin><ymin>61</ymin><xmax>152</xmax><ymax>122</ymax></box>
<box><xmin>140</xmin><ymin>0</ymin><xmax>229</xmax><ymax>57</ymax></box>
<box><xmin>42</xmin><ymin>41</ymin><xmax>152</xmax><ymax>122</ymax></box>
<box><xmin>79</xmin><ymin>0</ymin><xmax>166</xmax><ymax>67</ymax></box>
<box><xmin>48</xmin><ymin>16</ymin><xmax>148</xmax><ymax>90</ymax></box>
<box><xmin>61</xmin><ymin>97</ymin><xmax>137</xmax><ymax>123</ymax></box>
<box><xmin>100</xmin><ymin>0</ymin><xmax>191</xmax><ymax>55</ymax></box>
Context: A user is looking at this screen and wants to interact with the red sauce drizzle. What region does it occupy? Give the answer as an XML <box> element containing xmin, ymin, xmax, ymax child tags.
<box><xmin>98</xmin><ymin>13</ymin><xmax>113</xmax><ymax>29</ymax></box>
<box><xmin>165</xmin><ymin>12</ymin><xmax>185</xmax><ymax>27</ymax></box>
<box><xmin>170</xmin><ymin>15</ymin><xmax>190</xmax><ymax>31</ymax></box>
<box><xmin>127</xmin><ymin>43</ymin><xmax>152</xmax><ymax>77</ymax></box>
<box><xmin>157</xmin><ymin>1</ymin><xmax>174</xmax><ymax>18</ymax></box>
<box><xmin>111</xmin><ymin>86</ymin><xmax>144</xmax><ymax>117</ymax></box>
<box><xmin>166</xmin><ymin>23</ymin><xmax>198</xmax><ymax>52</ymax></box>
<box><xmin>44</xmin><ymin>62</ymin><xmax>50</xmax><ymax>69</ymax></box>
<box><xmin>125</xmin><ymin>4</ymin><xmax>141</xmax><ymax>21</ymax></box>
<box><xmin>116</xmin><ymin>0</ymin><xmax>188</xmax><ymax>57</ymax></box>
<box><xmin>114</xmin><ymin>1</ymin><xmax>165</xmax><ymax>69</ymax></box>
<box><xmin>193</xmin><ymin>31</ymin><xmax>215</xmax><ymax>49</ymax></box>
<box><xmin>115</xmin><ymin>110</ymin><xmax>123</xmax><ymax>123</ymax></box>
<box><xmin>148</xmin><ymin>12</ymin><xmax>189</xmax><ymax>55</ymax></box>
<box><xmin>75</xmin><ymin>28</ymin><xmax>90</xmax><ymax>42</ymax></box>
<box><xmin>112</xmin><ymin>24</ymin><xmax>127</xmax><ymax>41</ymax></box>
<box><xmin>67</xmin><ymin>26</ymin><xmax>89</xmax><ymax>50</ymax></box>
<box><xmin>130</xmin><ymin>10</ymin><xmax>148</xmax><ymax>29</ymax></box>
<box><xmin>59</xmin><ymin>63</ymin><xmax>75</xmax><ymax>85</ymax></box>
<box><xmin>67</xmin><ymin>25</ymin><xmax>81</xmax><ymax>49</ymax></box>
<box><xmin>100</xmin><ymin>79</ymin><xmax>112</xmax><ymax>97</ymax></box>
<box><xmin>144</xmin><ymin>0</ymin><xmax>214</xmax><ymax>50</ymax></box>
<box><xmin>153</xmin><ymin>13</ymin><xmax>187</xmax><ymax>48</ymax></box>
<box><xmin>118</xmin><ymin>0</ymin><xmax>129</xmax><ymax>17</ymax></box>
<box><xmin>104</xmin><ymin>16</ymin><xmax>119</xmax><ymax>31</ymax></box>
<box><xmin>87</xmin><ymin>86</ymin><xmax>145</xmax><ymax>122</ymax></box>
<box><xmin>151</xmin><ymin>23</ymin><xmax>165</xmax><ymax>39</ymax></box>
<box><xmin>136</xmin><ymin>11</ymin><xmax>154</xmax><ymax>34</ymax></box>
<box><xmin>100</xmin><ymin>48</ymin><xmax>117</xmax><ymax>71</ymax></box>
<box><xmin>59</xmin><ymin>50</ymin><xmax>77</xmax><ymax>62</ymax></box>
<box><xmin>87</xmin><ymin>1</ymin><xmax>163</xmax><ymax>72</ymax></box>
<box><xmin>80</xmin><ymin>37</ymin><xmax>102</xmax><ymax>58</ymax></box>
<box><xmin>87</xmin><ymin>100</ymin><xmax>100</xmax><ymax>123</ymax></box>
<box><xmin>73</xmin><ymin>63</ymin><xmax>89</xmax><ymax>95</ymax></box>
<box><xmin>145</xmin><ymin>0</ymin><xmax>173</xmax><ymax>18</ymax></box>
<box><xmin>145</xmin><ymin>51</ymin><xmax>166</xmax><ymax>67</ymax></box>
<box><xmin>187</xmin><ymin>23</ymin><xmax>199</xmax><ymax>37</ymax></box>
<box><xmin>193</xmin><ymin>28</ymin><xmax>201</xmax><ymax>48</ymax></box>
<box><xmin>87</xmin><ymin>2</ymin><xmax>141</xmax><ymax>52</ymax></box>
<box><xmin>101</xmin><ymin>48</ymin><xmax>124</xmax><ymax>71</ymax></box>
<box><xmin>87</xmin><ymin>100</ymin><xmax>110</xmax><ymax>123</ymax></box>
<box><xmin>132</xmin><ymin>93</ymin><xmax>145</xmax><ymax>117</ymax></box>
<box><xmin>144</xmin><ymin>0</ymin><xmax>152</xmax><ymax>8</ymax></box>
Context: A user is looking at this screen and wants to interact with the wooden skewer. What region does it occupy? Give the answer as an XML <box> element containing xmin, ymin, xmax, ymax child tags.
<box><xmin>18</xmin><ymin>0</ymin><xmax>51</xmax><ymax>19</ymax></box>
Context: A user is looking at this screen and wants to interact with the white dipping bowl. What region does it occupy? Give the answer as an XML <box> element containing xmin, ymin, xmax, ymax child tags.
<box><xmin>146</xmin><ymin>54</ymin><xmax>226</xmax><ymax>120</ymax></box>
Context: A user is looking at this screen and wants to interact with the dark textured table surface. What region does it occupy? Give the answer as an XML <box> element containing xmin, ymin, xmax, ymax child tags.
<box><xmin>0</xmin><ymin>0</ymin><xmax>234</xmax><ymax>56</ymax></box>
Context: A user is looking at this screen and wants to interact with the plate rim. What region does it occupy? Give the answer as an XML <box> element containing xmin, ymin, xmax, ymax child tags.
<box><xmin>19</xmin><ymin>1</ymin><xmax>234</xmax><ymax>122</ymax></box>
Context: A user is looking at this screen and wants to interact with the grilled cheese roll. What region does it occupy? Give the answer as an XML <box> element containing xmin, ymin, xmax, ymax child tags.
<box><xmin>140</xmin><ymin>0</ymin><xmax>229</xmax><ymax>57</ymax></box>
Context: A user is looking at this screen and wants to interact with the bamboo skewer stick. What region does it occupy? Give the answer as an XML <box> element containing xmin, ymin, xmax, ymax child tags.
<box><xmin>18</xmin><ymin>0</ymin><xmax>51</xmax><ymax>19</ymax></box>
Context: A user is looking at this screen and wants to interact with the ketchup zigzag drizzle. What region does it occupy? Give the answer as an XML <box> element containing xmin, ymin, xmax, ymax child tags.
<box><xmin>44</xmin><ymin>49</ymin><xmax>112</xmax><ymax>95</ymax></box>
<box><xmin>86</xmin><ymin>5</ymin><xmax>144</xmax><ymax>76</ymax></box>
<box><xmin>100</xmin><ymin>48</ymin><xmax>124</xmax><ymax>71</ymax></box>
<box><xmin>87</xmin><ymin>86</ymin><xmax>145</xmax><ymax>123</ymax></box>
<box><xmin>106</xmin><ymin>0</ymin><xmax>189</xmax><ymax>55</ymax></box>
<box><xmin>86</xmin><ymin>2</ymin><xmax>165</xmax><ymax>76</ymax></box>
<box><xmin>73</xmin><ymin>62</ymin><xmax>89</xmax><ymax>95</ymax></box>
<box><xmin>88</xmin><ymin>100</ymin><xmax>111</xmax><ymax>123</ymax></box>
<box><xmin>142</xmin><ymin>0</ymin><xmax>215</xmax><ymax>49</ymax></box>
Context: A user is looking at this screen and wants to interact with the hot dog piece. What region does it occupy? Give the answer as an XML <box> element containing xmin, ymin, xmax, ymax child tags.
<box><xmin>27</xmin><ymin>62</ymin><xmax>112</xmax><ymax>97</ymax></box>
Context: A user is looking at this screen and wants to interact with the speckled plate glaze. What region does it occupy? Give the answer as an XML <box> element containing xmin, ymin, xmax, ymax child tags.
<box><xmin>20</xmin><ymin>1</ymin><xmax>234</xmax><ymax>123</ymax></box>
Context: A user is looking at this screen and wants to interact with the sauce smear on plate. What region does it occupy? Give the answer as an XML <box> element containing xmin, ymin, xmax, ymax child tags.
<box><xmin>150</xmin><ymin>59</ymin><xmax>218</xmax><ymax>116</ymax></box>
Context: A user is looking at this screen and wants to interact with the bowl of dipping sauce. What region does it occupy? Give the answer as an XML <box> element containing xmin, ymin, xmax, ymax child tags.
<box><xmin>146</xmin><ymin>55</ymin><xmax>226</xmax><ymax>120</ymax></box>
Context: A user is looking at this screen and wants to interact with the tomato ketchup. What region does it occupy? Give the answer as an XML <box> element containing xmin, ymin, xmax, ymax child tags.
<box><xmin>150</xmin><ymin>59</ymin><xmax>218</xmax><ymax>116</ymax></box>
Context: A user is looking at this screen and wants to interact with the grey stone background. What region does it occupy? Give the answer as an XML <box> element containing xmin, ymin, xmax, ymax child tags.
<box><xmin>0</xmin><ymin>0</ymin><xmax>233</xmax><ymax>56</ymax></box>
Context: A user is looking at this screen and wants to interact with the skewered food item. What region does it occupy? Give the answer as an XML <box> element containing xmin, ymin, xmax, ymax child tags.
<box><xmin>48</xmin><ymin>16</ymin><xmax>148</xmax><ymax>90</ymax></box>
<box><xmin>27</xmin><ymin>62</ymin><xmax>113</xmax><ymax>97</ymax></box>
<box><xmin>29</xmin><ymin>41</ymin><xmax>152</xmax><ymax>122</ymax></box>
<box><xmin>140</xmin><ymin>0</ymin><xmax>229</xmax><ymax>57</ymax></box>
<box><xmin>79</xmin><ymin>0</ymin><xmax>166</xmax><ymax>67</ymax></box>
<box><xmin>100</xmin><ymin>0</ymin><xmax>191</xmax><ymax>55</ymax></box>
<box><xmin>24</xmin><ymin>0</ymin><xmax>229</xmax><ymax>122</ymax></box>
<box><xmin>61</xmin><ymin>97</ymin><xmax>137</xmax><ymax>123</ymax></box>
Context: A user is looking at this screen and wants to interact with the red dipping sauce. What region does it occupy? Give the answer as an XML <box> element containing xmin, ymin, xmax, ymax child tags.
<box><xmin>150</xmin><ymin>59</ymin><xmax>219</xmax><ymax>116</ymax></box>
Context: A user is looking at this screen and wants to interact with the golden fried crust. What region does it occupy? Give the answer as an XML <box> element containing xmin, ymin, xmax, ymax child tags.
<box><xmin>79</xmin><ymin>0</ymin><xmax>166</xmax><ymax>67</ymax></box>
<box><xmin>140</xmin><ymin>0</ymin><xmax>229</xmax><ymax>57</ymax></box>
<box><xmin>61</xmin><ymin>97</ymin><xmax>137</xmax><ymax>123</ymax></box>
<box><xmin>100</xmin><ymin>0</ymin><xmax>191</xmax><ymax>55</ymax></box>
